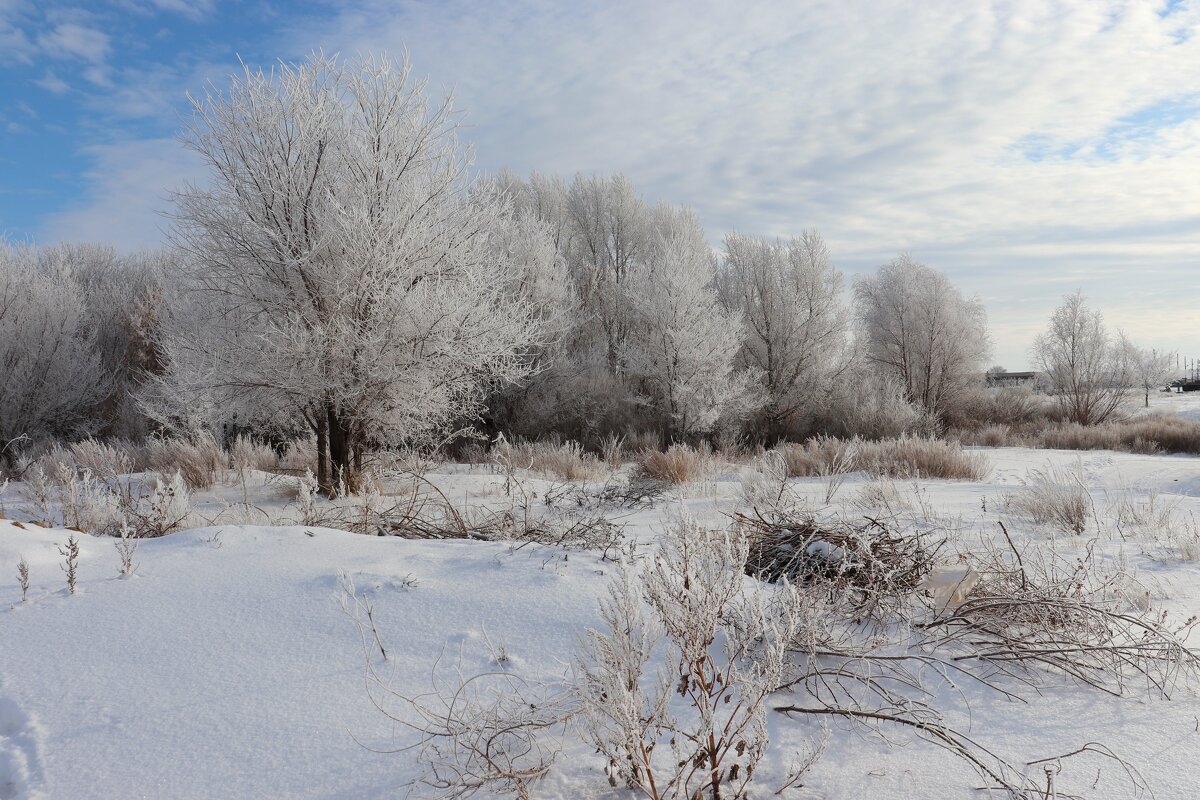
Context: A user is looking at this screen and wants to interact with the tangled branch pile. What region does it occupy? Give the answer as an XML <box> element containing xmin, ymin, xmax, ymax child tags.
<box><xmin>920</xmin><ymin>537</ymin><xmax>1200</xmax><ymax>699</ymax></box>
<box><xmin>736</xmin><ymin>509</ymin><xmax>943</xmax><ymax>600</ymax></box>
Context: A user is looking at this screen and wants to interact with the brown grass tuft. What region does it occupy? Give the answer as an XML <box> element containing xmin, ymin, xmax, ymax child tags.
<box><xmin>638</xmin><ymin>443</ymin><xmax>714</xmax><ymax>484</ymax></box>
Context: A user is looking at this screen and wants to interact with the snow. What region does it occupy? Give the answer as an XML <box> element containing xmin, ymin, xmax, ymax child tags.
<box><xmin>2</xmin><ymin>450</ymin><xmax>1200</xmax><ymax>798</ymax></box>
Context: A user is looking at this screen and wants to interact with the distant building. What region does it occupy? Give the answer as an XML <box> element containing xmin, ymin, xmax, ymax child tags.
<box><xmin>986</xmin><ymin>370</ymin><xmax>1041</xmax><ymax>388</ymax></box>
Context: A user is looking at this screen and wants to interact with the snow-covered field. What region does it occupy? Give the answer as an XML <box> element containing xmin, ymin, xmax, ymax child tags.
<box><xmin>4</xmin><ymin>445</ymin><xmax>1200</xmax><ymax>799</ymax></box>
<box><xmin>1146</xmin><ymin>391</ymin><xmax>1200</xmax><ymax>421</ymax></box>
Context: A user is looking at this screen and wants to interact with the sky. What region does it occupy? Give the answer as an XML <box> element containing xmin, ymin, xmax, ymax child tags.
<box><xmin>2</xmin><ymin>0</ymin><xmax>1199</xmax><ymax>369</ymax></box>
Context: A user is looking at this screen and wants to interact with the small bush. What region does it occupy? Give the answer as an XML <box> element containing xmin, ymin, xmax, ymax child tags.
<box><xmin>129</xmin><ymin>470</ymin><xmax>193</xmax><ymax>537</ymax></box>
<box><xmin>637</xmin><ymin>443</ymin><xmax>714</xmax><ymax>484</ymax></box>
<box><xmin>825</xmin><ymin>374</ymin><xmax>941</xmax><ymax>440</ymax></box>
<box><xmin>61</xmin><ymin>470</ymin><xmax>126</xmax><ymax>535</ymax></box>
<box><xmin>971</xmin><ymin>424</ymin><xmax>1013</xmax><ymax>448</ymax></box>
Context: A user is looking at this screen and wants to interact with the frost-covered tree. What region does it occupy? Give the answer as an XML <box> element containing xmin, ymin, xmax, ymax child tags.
<box><xmin>565</xmin><ymin>174</ymin><xmax>654</xmax><ymax>377</ymax></box>
<box><xmin>37</xmin><ymin>243</ymin><xmax>169</xmax><ymax>438</ymax></box>
<box><xmin>153</xmin><ymin>53</ymin><xmax>542</xmax><ymax>490</ymax></box>
<box><xmin>0</xmin><ymin>243</ymin><xmax>110</xmax><ymax>451</ymax></box>
<box><xmin>1032</xmin><ymin>292</ymin><xmax>1134</xmax><ymax>424</ymax></box>
<box><xmin>853</xmin><ymin>255</ymin><xmax>990</xmax><ymax>421</ymax></box>
<box><xmin>1129</xmin><ymin>345</ymin><xmax>1176</xmax><ymax>408</ymax></box>
<box><xmin>718</xmin><ymin>231</ymin><xmax>850</xmax><ymax>440</ymax></box>
<box><xmin>474</xmin><ymin>176</ymin><xmax>574</xmax><ymax>436</ymax></box>
<box><xmin>487</xmin><ymin>171</ymin><xmax>667</xmax><ymax>437</ymax></box>
<box><xmin>623</xmin><ymin>213</ymin><xmax>755</xmax><ymax>440</ymax></box>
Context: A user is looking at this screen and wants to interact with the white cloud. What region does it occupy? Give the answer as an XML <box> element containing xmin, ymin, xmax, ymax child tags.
<box><xmin>147</xmin><ymin>0</ymin><xmax>215</xmax><ymax>20</ymax></box>
<box><xmin>44</xmin><ymin>0</ymin><xmax>1200</xmax><ymax>367</ymax></box>
<box><xmin>39</xmin><ymin>138</ymin><xmax>204</xmax><ymax>251</ymax></box>
<box><xmin>265</xmin><ymin>0</ymin><xmax>1200</xmax><ymax>366</ymax></box>
<box><xmin>36</xmin><ymin>20</ymin><xmax>110</xmax><ymax>62</ymax></box>
<box><xmin>32</xmin><ymin>70</ymin><xmax>70</xmax><ymax>92</ymax></box>
<box><xmin>0</xmin><ymin>0</ymin><xmax>35</xmax><ymax>63</ymax></box>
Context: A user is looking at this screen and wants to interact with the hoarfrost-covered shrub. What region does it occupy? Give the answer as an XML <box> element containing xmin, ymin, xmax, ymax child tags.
<box><xmin>61</xmin><ymin>470</ymin><xmax>126</xmax><ymax>536</ymax></box>
<box><xmin>133</xmin><ymin>470</ymin><xmax>192</xmax><ymax>538</ymax></box>
<box><xmin>576</xmin><ymin>519</ymin><xmax>799</xmax><ymax>799</ymax></box>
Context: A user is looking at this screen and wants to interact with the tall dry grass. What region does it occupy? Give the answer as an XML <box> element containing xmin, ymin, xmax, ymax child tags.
<box><xmin>492</xmin><ymin>438</ymin><xmax>608</xmax><ymax>481</ymax></box>
<box><xmin>638</xmin><ymin>443</ymin><xmax>715</xmax><ymax>484</ymax></box>
<box><xmin>776</xmin><ymin>435</ymin><xmax>989</xmax><ymax>481</ymax></box>
<box><xmin>959</xmin><ymin>415</ymin><xmax>1200</xmax><ymax>456</ymax></box>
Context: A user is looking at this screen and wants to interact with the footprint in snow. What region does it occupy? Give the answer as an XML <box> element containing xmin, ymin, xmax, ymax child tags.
<box><xmin>0</xmin><ymin>682</ymin><xmax>45</xmax><ymax>800</ymax></box>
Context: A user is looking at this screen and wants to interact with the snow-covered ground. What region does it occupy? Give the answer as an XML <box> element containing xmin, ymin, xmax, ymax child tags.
<box><xmin>3</xmin><ymin>445</ymin><xmax>1200</xmax><ymax>799</ymax></box>
<box><xmin>1137</xmin><ymin>390</ymin><xmax>1200</xmax><ymax>421</ymax></box>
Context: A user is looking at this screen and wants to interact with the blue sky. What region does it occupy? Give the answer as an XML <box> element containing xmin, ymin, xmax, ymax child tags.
<box><xmin>3</xmin><ymin>0</ymin><xmax>1200</xmax><ymax>368</ymax></box>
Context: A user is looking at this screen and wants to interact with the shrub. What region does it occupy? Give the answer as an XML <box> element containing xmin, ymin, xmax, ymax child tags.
<box><xmin>129</xmin><ymin>470</ymin><xmax>192</xmax><ymax>537</ymax></box>
<box><xmin>61</xmin><ymin>470</ymin><xmax>127</xmax><ymax>535</ymax></box>
<box><xmin>637</xmin><ymin>443</ymin><xmax>714</xmax><ymax>484</ymax></box>
<box><xmin>824</xmin><ymin>374</ymin><xmax>940</xmax><ymax>440</ymax></box>
<box><xmin>577</xmin><ymin>519</ymin><xmax>799</xmax><ymax>799</ymax></box>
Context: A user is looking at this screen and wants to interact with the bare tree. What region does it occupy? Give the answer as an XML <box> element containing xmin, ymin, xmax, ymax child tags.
<box><xmin>1031</xmin><ymin>291</ymin><xmax>1134</xmax><ymax>424</ymax></box>
<box><xmin>151</xmin><ymin>53</ymin><xmax>543</xmax><ymax>491</ymax></box>
<box><xmin>718</xmin><ymin>231</ymin><xmax>850</xmax><ymax>440</ymax></box>
<box><xmin>853</xmin><ymin>255</ymin><xmax>990</xmax><ymax>422</ymax></box>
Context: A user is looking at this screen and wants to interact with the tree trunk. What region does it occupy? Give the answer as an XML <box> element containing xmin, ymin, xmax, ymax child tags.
<box><xmin>327</xmin><ymin>404</ymin><xmax>352</xmax><ymax>495</ymax></box>
<box><xmin>316</xmin><ymin>413</ymin><xmax>329</xmax><ymax>492</ymax></box>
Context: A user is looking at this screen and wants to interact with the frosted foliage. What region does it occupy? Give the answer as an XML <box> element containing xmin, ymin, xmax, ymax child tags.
<box><xmin>622</xmin><ymin>214</ymin><xmax>756</xmax><ymax>438</ymax></box>
<box><xmin>719</xmin><ymin>231</ymin><xmax>850</xmax><ymax>436</ymax></box>
<box><xmin>151</xmin><ymin>53</ymin><xmax>544</xmax><ymax>452</ymax></box>
<box><xmin>0</xmin><ymin>243</ymin><xmax>110</xmax><ymax>445</ymax></box>
<box><xmin>854</xmin><ymin>255</ymin><xmax>990</xmax><ymax>419</ymax></box>
<box><xmin>1033</xmin><ymin>291</ymin><xmax>1136</xmax><ymax>424</ymax></box>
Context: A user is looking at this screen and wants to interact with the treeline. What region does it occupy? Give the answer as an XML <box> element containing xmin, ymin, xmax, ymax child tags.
<box><xmin>0</xmin><ymin>53</ymin><xmax>1169</xmax><ymax>491</ymax></box>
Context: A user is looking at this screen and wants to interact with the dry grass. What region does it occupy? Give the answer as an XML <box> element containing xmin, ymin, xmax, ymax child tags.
<box><xmin>1005</xmin><ymin>463</ymin><xmax>1091</xmax><ymax>535</ymax></box>
<box><xmin>776</xmin><ymin>435</ymin><xmax>989</xmax><ymax>481</ymax></box>
<box><xmin>960</xmin><ymin>415</ymin><xmax>1200</xmax><ymax>456</ymax></box>
<box><xmin>277</xmin><ymin>438</ymin><xmax>318</xmax><ymax>474</ymax></box>
<box><xmin>142</xmin><ymin>433</ymin><xmax>224</xmax><ymax>489</ymax></box>
<box><xmin>492</xmin><ymin>438</ymin><xmax>608</xmax><ymax>481</ymax></box>
<box><xmin>67</xmin><ymin>438</ymin><xmax>136</xmax><ymax>477</ymax></box>
<box><xmin>638</xmin><ymin>443</ymin><xmax>715</xmax><ymax>484</ymax></box>
<box><xmin>230</xmin><ymin>435</ymin><xmax>280</xmax><ymax>472</ymax></box>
